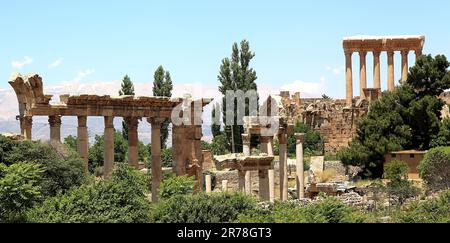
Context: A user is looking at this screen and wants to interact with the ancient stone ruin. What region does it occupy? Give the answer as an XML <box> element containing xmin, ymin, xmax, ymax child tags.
<box><xmin>8</xmin><ymin>73</ymin><xmax>212</xmax><ymax>202</ymax></box>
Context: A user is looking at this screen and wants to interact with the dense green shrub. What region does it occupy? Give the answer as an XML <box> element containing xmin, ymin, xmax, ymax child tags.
<box><xmin>0</xmin><ymin>136</ymin><xmax>86</xmax><ymax>197</ymax></box>
<box><xmin>159</xmin><ymin>175</ymin><xmax>195</xmax><ymax>199</ymax></box>
<box><xmin>63</xmin><ymin>135</ymin><xmax>77</xmax><ymax>152</ymax></box>
<box><xmin>384</xmin><ymin>160</ymin><xmax>409</xmax><ymax>180</ymax></box>
<box><xmin>26</xmin><ymin>164</ymin><xmax>151</xmax><ymax>223</ymax></box>
<box><xmin>210</xmin><ymin>134</ymin><xmax>229</xmax><ymax>155</ymax></box>
<box><xmin>392</xmin><ymin>190</ymin><xmax>450</xmax><ymax>223</ymax></box>
<box><xmin>237</xmin><ymin>196</ymin><xmax>372</xmax><ymax>223</ymax></box>
<box><xmin>418</xmin><ymin>147</ymin><xmax>450</xmax><ymax>192</ymax></box>
<box><xmin>384</xmin><ymin>160</ymin><xmax>420</xmax><ymax>205</ymax></box>
<box><xmin>88</xmin><ymin>132</ymin><xmax>129</xmax><ymax>171</ymax></box>
<box><xmin>0</xmin><ymin>162</ymin><xmax>44</xmax><ymax>222</ymax></box>
<box><xmin>150</xmin><ymin>192</ymin><xmax>257</xmax><ymax>223</ymax></box>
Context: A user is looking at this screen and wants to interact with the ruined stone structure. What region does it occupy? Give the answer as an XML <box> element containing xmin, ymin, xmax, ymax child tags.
<box><xmin>213</xmin><ymin>153</ymin><xmax>274</xmax><ymax>201</ymax></box>
<box><xmin>343</xmin><ymin>35</ymin><xmax>425</xmax><ymax>106</ymax></box>
<box><xmin>9</xmin><ymin>73</ymin><xmax>212</xmax><ymax>202</ymax></box>
<box><xmin>265</xmin><ymin>36</ymin><xmax>426</xmax><ymax>154</ymax></box>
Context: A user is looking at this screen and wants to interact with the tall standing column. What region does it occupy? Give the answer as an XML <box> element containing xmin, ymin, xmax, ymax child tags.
<box><xmin>48</xmin><ymin>115</ymin><xmax>62</xmax><ymax>143</ymax></box>
<box><xmin>242</xmin><ymin>133</ymin><xmax>251</xmax><ymax>156</ymax></box>
<box><xmin>267</xmin><ymin>136</ymin><xmax>274</xmax><ymax>156</ymax></box>
<box><xmin>260</xmin><ymin>136</ymin><xmax>269</xmax><ymax>154</ymax></box>
<box><xmin>415</xmin><ymin>49</ymin><xmax>422</xmax><ymax>62</ymax></box>
<box><xmin>238</xmin><ymin>170</ymin><xmax>246</xmax><ymax>192</ymax></box>
<box><xmin>278</xmin><ymin>131</ymin><xmax>288</xmax><ymax>201</ymax></box>
<box><xmin>268</xmin><ymin>169</ymin><xmax>275</xmax><ymax>202</ymax></box>
<box><xmin>401</xmin><ymin>50</ymin><xmax>409</xmax><ymax>83</ymax></box>
<box><xmin>245</xmin><ymin>171</ymin><xmax>252</xmax><ymax>195</ymax></box>
<box><xmin>387</xmin><ymin>50</ymin><xmax>395</xmax><ymax>91</ymax></box>
<box><xmin>22</xmin><ymin>116</ymin><xmax>33</xmax><ymax>140</ymax></box>
<box><xmin>77</xmin><ymin>116</ymin><xmax>89</xmax><ymax>171</ymax></box>
<box><xmin>205</xmin><ymin>174</ymin><xmax>212</xmax><ymax>193</ymax></box>
<box><xmin>359</xmin><ymin>51</ymin><xmax>367</xmax><ymax>99</ymax></box>
<box><xmin>103</xmin><ymin>116</ymin><xmax>115</xmax><ymax>178</ymax></box>
<box><xmin>149</xmin><ymin>118</ymin><xmax>162</xmax><ymax>202</ymax></box>
<box><xmin>373</xmin><ymin>51</ymin><xmax>381</xmax><ymax>90</ymax></box>
<box><xmin>258</xmin><ymin>169</ymin><xmax>270</xmax><ymax>201</ymax></box>
<box><xmin>295</xmin><ymin>133</ymin><xmax>305</xmax><ymax>199</ymax></box>
<box><xmin>345</xmin><ymin>50</ymin><xmax>353</xmax><ymax>106</ymax></box>
<box><xmin>126</xmin><ymin>117</ymin><xmax>139</xmax><ymax>168</ymax></box>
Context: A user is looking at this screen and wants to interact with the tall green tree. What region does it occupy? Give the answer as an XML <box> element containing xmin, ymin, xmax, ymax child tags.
<box><xmin>338</xmin><ymin>54</ymin><xmax>450</xmax><ymax>177</ymax></box>
<box><xmin>218</xmin><ymin>40</ymin><xmax>258</xmax><ymax>153</ymax></box>
<box><xmin>119</xmin><ymin>75</ymin><xmax>135</xmax><ymax>140</ymax></box>
<box><xmin>153</xmin><ymin>66</ymin><xmax>173</xmax><ymax>149</ymax></box>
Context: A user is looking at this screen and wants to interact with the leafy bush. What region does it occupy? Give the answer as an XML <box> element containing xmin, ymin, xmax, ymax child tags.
<box><xmin>384</xmin><ymin>160</ymin><xmax>420</xmax><ymax>205</ymax></box>
<box><xmin>238</xmin><ymin>196</ymin><xmax>371</xmax><ymax>223</ymax></box>
<box><xmin>0</xmin><ymin>136</ymin><xmax>86</xmax><ymax>197</ymax></box>
<box><xmin>210</xmin><ymin>134</ymin><xmax>229</xmax><ymax>155</ymax></box>
<box><xmin>26</xmin><ymin>164</ymin><xmax>151</xmax><ymax>223</ymax></box>
<box><xmin>0</xmin><ymin>162</ymin><xmax>44</xmax><ymax>222</ymax></box>
<box><xmin>161</xmin><ymin>148</ymin><xmax>173</xmax><ymax>167</ymax></box>
<box><xmin>63</xmin><ymin>135</ymin><xmax>77</xmax><ymax>151</ymax></box>
<box><xmin>88</xmin><ymin>132</ymin><xmax>130</xmax><ymax>172</ymax></box>
<box><xmin>159</xmin><ymin>175</ymin><xmax>195</xmax><ymax>199</ymax></box>
<box><xmin>384</xmin><ymin>160</ymin><xmax>409</xmax><ymax>181</ymax></box>
<box><xmin>392</xmin><ymin>190</ymin><xmax>450</xmax><ymax>223</ymax></box>
<box><xmin>418</xmin><ymin>147</ymin><xmax>450</xmax><ymax>192</ymax></box>
<box><xmin>150</xmin><ymin>192</ymin><xmax>257</xmax><ymax>223</ymax></box>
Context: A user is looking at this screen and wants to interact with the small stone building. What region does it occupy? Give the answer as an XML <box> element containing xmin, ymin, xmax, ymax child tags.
<box><xmin>384</xmin><ymin>150</ymin><xmax>427</xmax><ymax>180</ymax></box>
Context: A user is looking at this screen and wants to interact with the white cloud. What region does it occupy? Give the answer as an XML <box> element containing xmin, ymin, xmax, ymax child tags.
<box><xmin>49</xmin><ymin>58</ymin><xmax>63</xmax><ymax>68</ymax></box>
<box><xmin>280</xmin><ymin>80</ymin><xmax>325</xmax><ymax>97</ymax></box>
<box><xmin>11</xmin><ymin>56</ymin><xmax>33</xmax><ymax>69</ymax></box>
<box><xmin>326</xmin><ymin>66</ymin><xmax>344</xmax><ymax>75</ymax></box>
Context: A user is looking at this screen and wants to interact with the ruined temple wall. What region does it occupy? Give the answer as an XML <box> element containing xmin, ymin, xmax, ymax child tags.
<box><xmin>300</xmin><ymin>98</ymin><xmax>367</xmax><ymax>155</ymax></box>
<box><xmin>271</xmin><ymin>91</ymin><xmax>367</xmax><ymax>155</ymax></box>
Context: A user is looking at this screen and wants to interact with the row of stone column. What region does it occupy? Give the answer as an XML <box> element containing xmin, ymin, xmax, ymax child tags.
<box><xmin>345</xmin><ymin>49</ymin><xmax>422</xmax><ymax>106</ymax></box>
<box><xmin>240</xmin><ymin>132</ymin><xmax>305</xmax><ymax>202</ymax></box>
<box><xmin>21</xmin><ymin>115</ymin><xmax>165</xmax><ymax>202</ymax></box>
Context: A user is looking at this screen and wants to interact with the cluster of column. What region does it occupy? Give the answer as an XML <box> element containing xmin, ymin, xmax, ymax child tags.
<box><xmin>241</xmin><ymin>133</ymin><xmax>275</xmax><ymax>202</ymax></box>
<box><xmin>21</xmin><ymin>114</ymin><xmax>165</xmax><ymax>202</ymax></box>
<box><xmin>345</xmin><ymin>49</ymin><xmax>422</xmax><ymax>106</ymax></box>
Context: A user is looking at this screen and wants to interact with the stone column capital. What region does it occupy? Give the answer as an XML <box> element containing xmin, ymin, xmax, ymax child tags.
<box><xmin>104</xmin><ymin>116</ymin><xmax>114</xmax><ymax>128</ymax></box>
<box><xmin>77</xmin><ymin>116</ymin><xmax>87</xmax><ymax>127</ymax></box>
<box><xmin>48</xmin><ymin>115</ymin><xmax>62</xmax><ymax>127</ymax></box>
<box><xmin>295</xmin><ymin>133</ymin><xmax>305</xmax><ymax>143</ymax></box>
<box><xmin>401</xmin><ymin>50</ymin><xmax>409</xmax><ymax>56</ymax></box>
<box><xmin>358</xmin><ymin>51</ymin><xmax>367</xmax><ymax>57</ymax></box>
<box><xmin>147</xmin><ymin>117</ymin><xmax>165</xmax><ymax>127</ymax></box>
<box><xmin>387</xmin><ymin>50</ymin><xmax>395</xmax><ymax>56</ymax></box>
<box><xmin>242</xmin><ymin>133</ymin><xmax>251</xmax><ymax>145</ymax></box>
<box><xmin>125</xmin><ymin>117</ymin><xmax>139</xmax><ymax>129</ymax></box>
<box><xmin>372</xmin><ymin>50</ymin><xmax>381</xmax><ymax>56</ymax></box>
<box><xmin>344</xmin><ymin>50</ymin><xmax>353</xmax><ymax>57</ymax></box>
<box><xmin>22</xmin><ymin>116</ymin><xmax>33</xmax><ymax>127</ymax></box>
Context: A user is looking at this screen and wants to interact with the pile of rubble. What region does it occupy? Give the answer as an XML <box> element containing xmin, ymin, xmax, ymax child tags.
<box><xmin>337</xmin><ymin>192</ymin><xmax>364</xmax><ymax>207</ymax></box>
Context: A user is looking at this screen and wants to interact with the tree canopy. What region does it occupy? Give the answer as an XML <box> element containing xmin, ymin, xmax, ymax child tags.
<box><xmin>218</xmin><ymin>40</ymin><xmax>258</xmax><ymax>153</ymax></box>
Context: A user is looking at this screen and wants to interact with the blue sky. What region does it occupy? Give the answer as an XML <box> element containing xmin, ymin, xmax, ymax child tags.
<box><xmin>1</xmin><ymin>0</ymin><xmax>449</xmax><ymax>99</ymax></box>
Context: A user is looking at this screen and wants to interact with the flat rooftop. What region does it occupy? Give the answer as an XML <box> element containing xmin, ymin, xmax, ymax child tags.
<box><xmin>343</xmin><ymin>35</ymin><xmax>425</xmax><ymax>41</ymax></box>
